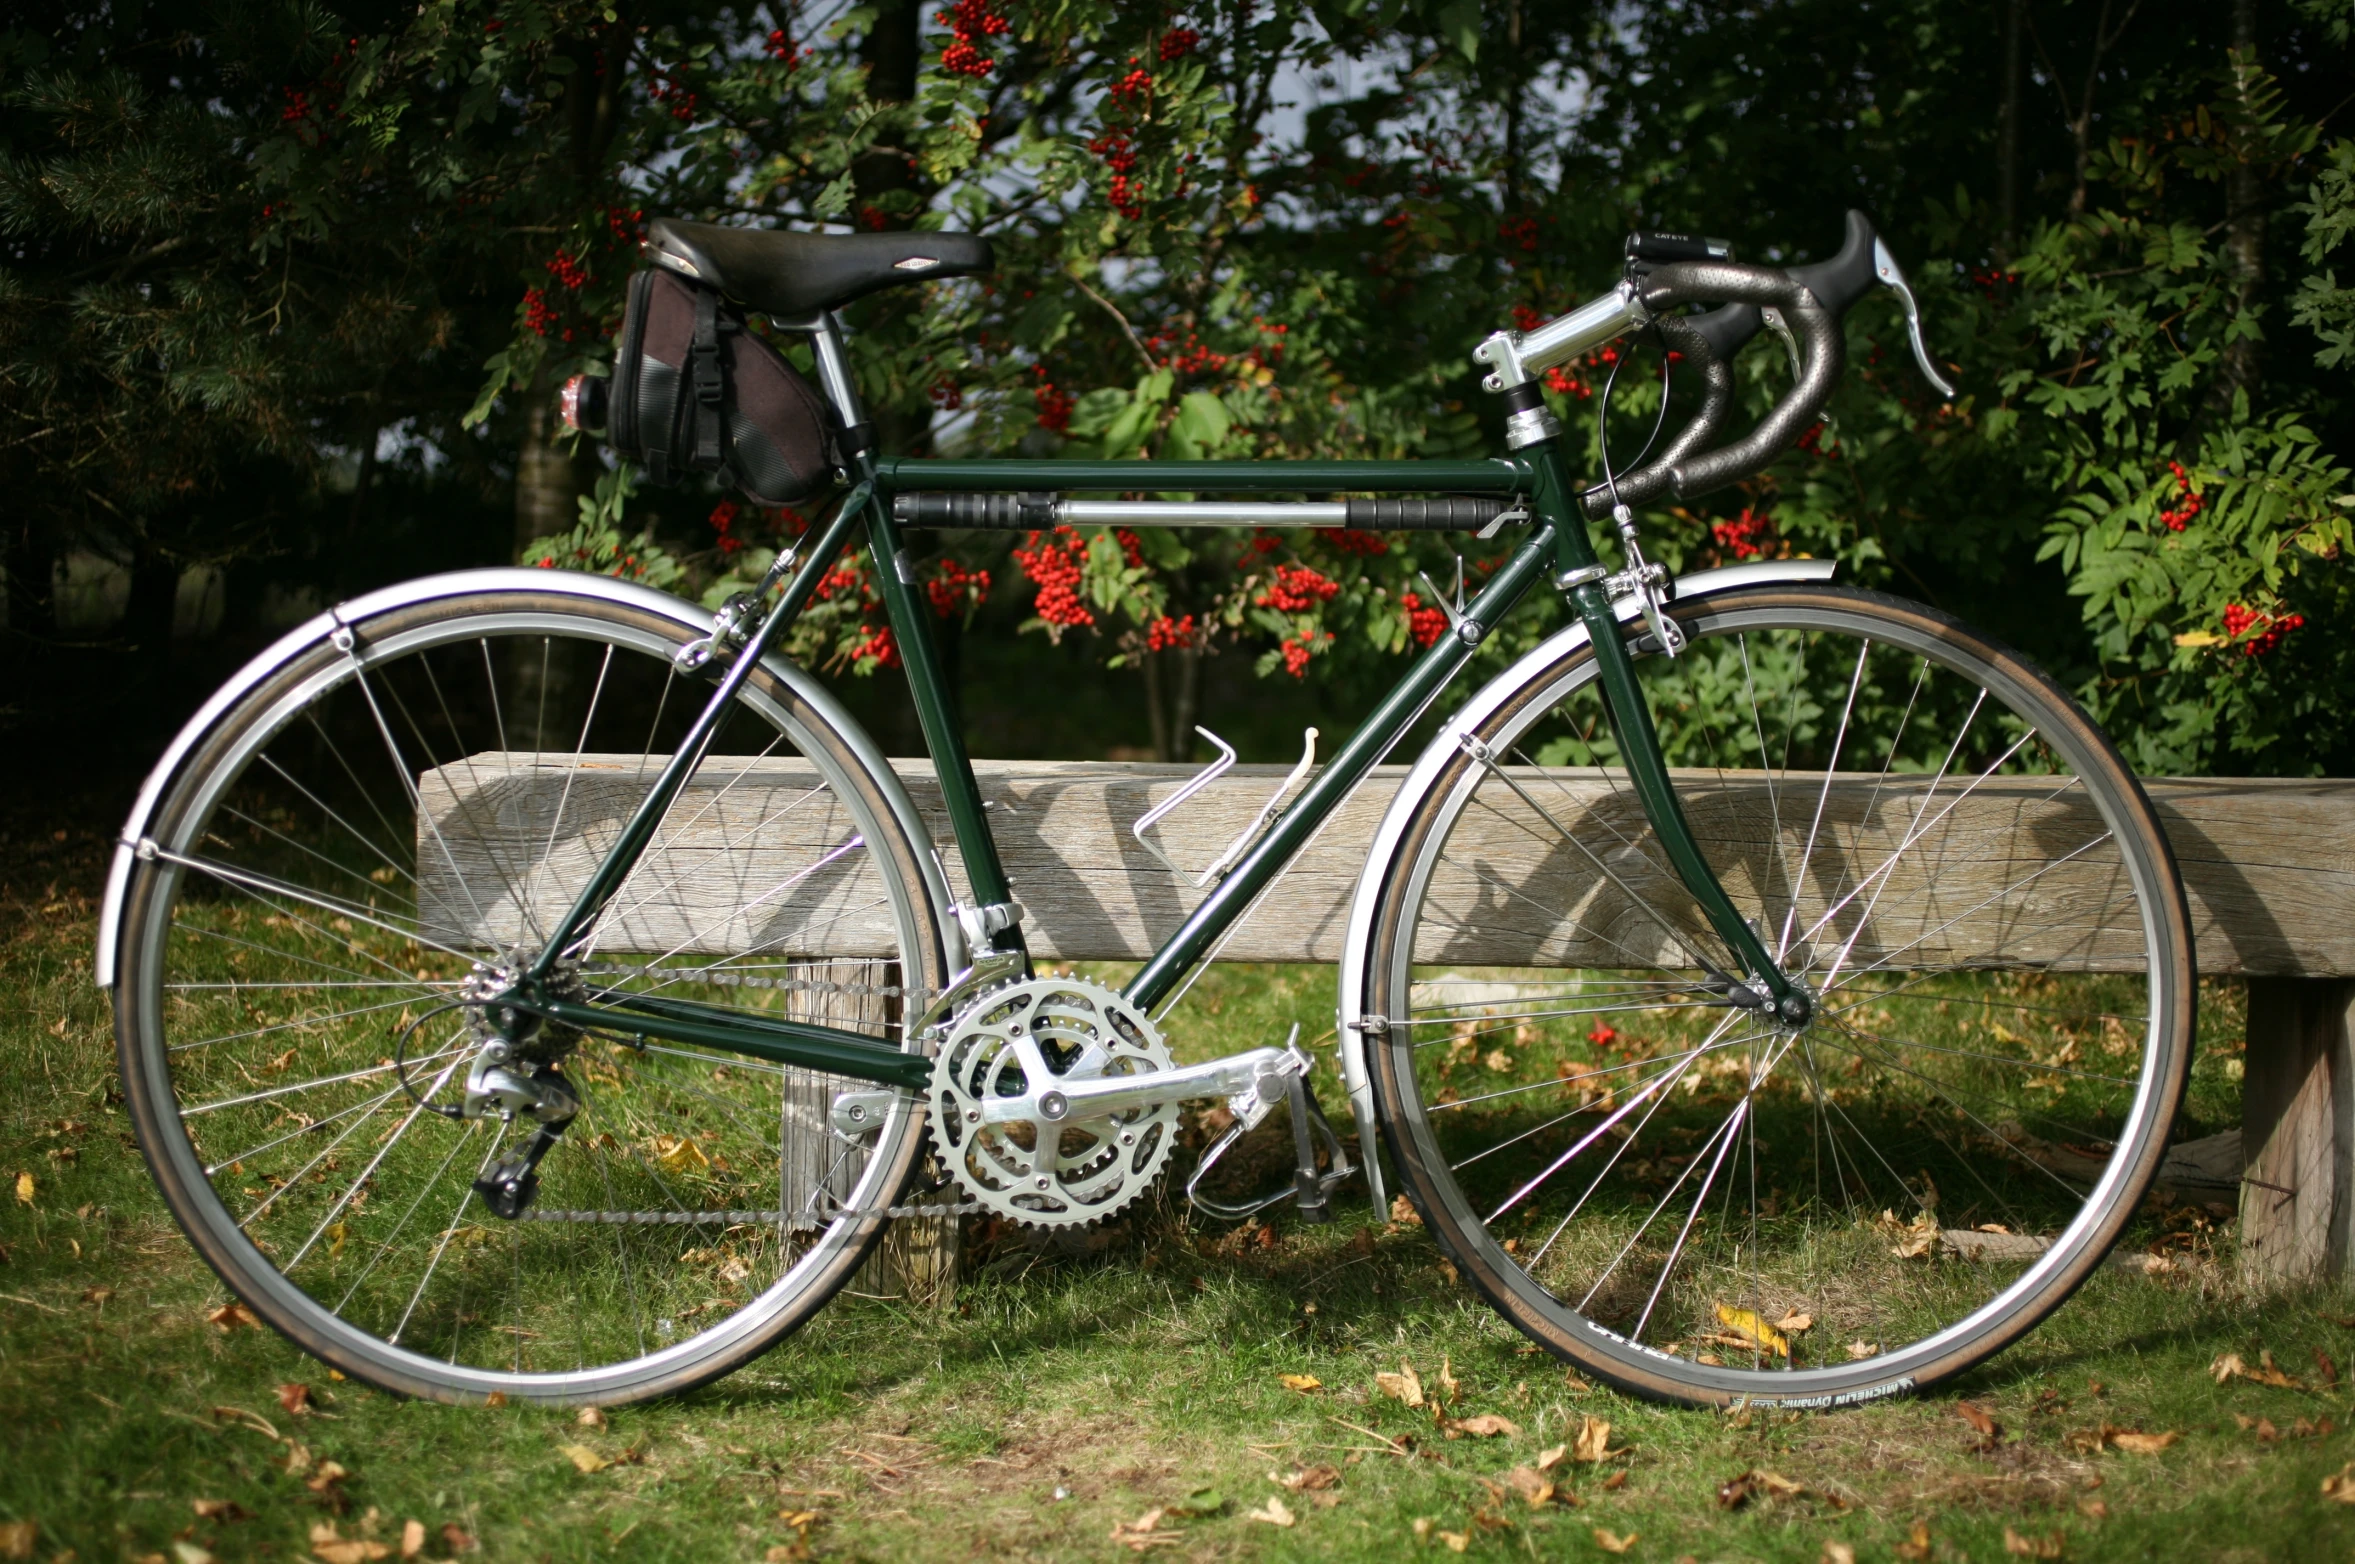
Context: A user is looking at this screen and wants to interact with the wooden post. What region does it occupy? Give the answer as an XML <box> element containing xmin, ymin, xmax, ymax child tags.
<box><xmin>2239</xmin><ymin>979</ymin><xmax>2355</xmax><ymax>1287</ymax></box>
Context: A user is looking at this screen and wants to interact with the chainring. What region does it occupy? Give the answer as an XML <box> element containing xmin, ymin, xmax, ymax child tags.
<box><xmin>928</xmin><ymin>975</ymin><xmax>1179</xmax><ymax>1228</ymax></box>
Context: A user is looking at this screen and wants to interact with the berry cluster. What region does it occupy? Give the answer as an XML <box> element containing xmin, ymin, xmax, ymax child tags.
<box><xmin>1796</xmin><ymin>421</ymin><xmax>1833</xmax><ymax>459</ymax></box>
<box><xmin>1032</xmin><ymin>374</ymin><xmax>1075</xmax><ymax>434</ymax></box>
<box><xmin>1108</xmin><ymin>64</ymin><xmax>1154</xmax><ymax>111</ymax></box>
<box><xmin>1279</xmin><ymin>631</ymin><xmax>1331</xmax><ymax>678</ymax></box>
<box><xmin>545</xmin><ymin>250</ymin><xmax>588</xmax><ymax>290</ymax></box>
<box><xmin>929</xmin><ymin>379</ymin><xmax>965</xmax><ymax>411</ymax></box>
<box><xmin>606</xmin><ymin>206</ymin><xmax>645</xmax><ymax>246</ymax></box>
<box><xmin>522</xmin><ymin>287</ymin><xmax>558</xmax><ymax>337</ymax></box>
<box><xmin>1256</xmin><ymin>563</ymin><xmax>1340</xmax><ymax>612</ymax></box>
<box><xmin>1014</xmin><ymin>527</ymin><xmax>1097</xmax><ymax>629</ymax></box>
<box><xmin>2159</xmin><ymin>460</ymin><xmax>2204</xmax><ymax>531</ymax></box>
<box><xmin>1330</xmin><ymin>530</ymin><xmax>1389</xmax><ymax>556</ymax></box>
<box><xmin>927</xmin><ymin>559</ymin><xmax>992</xmax><ymax>619</ymax></box>
<box><xmin>1089</xmin><ymin>132</ymin><xmax>1143</xmax><ymax>220</ymax></box>
<box><xmin>850</xmin><ymin>625</ymin><xmax>901</xmax><ymax>669</ymax></box>
<box><xmin>1543</xmin><ymin>365</ymin><xmax>1592</xmax><ymax>400</ymax></box>
<box><xmin>1146</xmin><ymin>613</ymin><xmax>1198</xmax><ymax>652</ymax></box>
<box><xmin>1512</xmin><ymin>304</ymin><xmax>1547</xmax><ymax>333</ymax></box>
<box><xmin>647</xmin><ymin>68</ymin><xmax>699</xmax><ymax>122</ymax></box>
<box><xmin>1397</xmin><ymin>591</ymin><xmax>1448</xmax><ymax>649</ymax></box>
<box><xmin>2222</xmin><ymin>602</ymin><xmax>2306</xmax><ymax>656</ymax></box>
<box><xmin>1969</xmin><ymin>266</ymin><xmax>2020</xmax><ymax>300</ymax></box>
<box><xmin>709</xmin><ymin>500</ymin><xmax>745</xmax><ymax>556</ymax></box>
<box><xmin>1158</xmin><ymin>27</ymin><xmax>1199</xmax><ymax>60</ymax></box>
<box><xmin>938</xmin><ymin>0</ymin><xmax>1010</xmax><ymax>78</ymax></box>
<box><xmin>1711</xmin><ymin>508</ymin><xmax>1774</xmax><ymax>560</ymax></box>
<box><xmin>763</xmin><ymin>29</ymin><xmax>813</xmax><ymax>69</ymax></box>
<box><xmin>1498</xmin><ymin>215</ymin><xmax>1540</xmax><ymax>255</ymax></box>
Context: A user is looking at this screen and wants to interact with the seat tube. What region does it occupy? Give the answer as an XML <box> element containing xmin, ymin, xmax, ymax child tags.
<box><xmin>1518</xmin><ymin>433</ymin><xmax>1795</xmax><ymax>1011</ymax></box>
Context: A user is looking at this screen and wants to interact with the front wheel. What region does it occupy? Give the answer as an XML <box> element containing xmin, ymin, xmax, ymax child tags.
<box><xmin>1364</xmin><ymin>584</ymin><xmax>2194</xmax><ymax>1406</ymax></box>
<box><xmin>108</xmin><ymin>576</ymin><xmax>948</xmax><ymax>1405</ymax></box>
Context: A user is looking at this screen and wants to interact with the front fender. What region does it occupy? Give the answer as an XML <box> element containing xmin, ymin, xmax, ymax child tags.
<box><xmin>1332</xmin><ymin>558</ymin><xmax>1838</xmax><ymax>1209</ymax></box>
<box><xmin>95</xmin><ymin>568</ymin><xmax>956</xmax><ymax>988</ymax></box>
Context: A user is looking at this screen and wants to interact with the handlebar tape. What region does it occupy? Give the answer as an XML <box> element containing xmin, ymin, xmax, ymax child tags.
<box><xmin>1783</xmin><ymin>209</ymin><xmax>1881</xmax><ymax>317</ymax></box>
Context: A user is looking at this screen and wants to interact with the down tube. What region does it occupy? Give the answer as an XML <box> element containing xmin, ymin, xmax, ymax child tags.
<box><xmin>1123</xmin><ymin>527</ymin><xmax>1559</xmax><ymax>1012</ymax></box>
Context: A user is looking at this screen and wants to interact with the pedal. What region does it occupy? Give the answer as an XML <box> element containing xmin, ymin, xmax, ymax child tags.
<box><xmin>1186</xmin><ymin>1027</ymin><xmax>1356</xmax><ymax>1223</ymax></box>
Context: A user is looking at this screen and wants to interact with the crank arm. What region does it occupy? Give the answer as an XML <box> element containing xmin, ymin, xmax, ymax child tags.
<box><xmin>977</xmin><ymin>1044</ymin><xmax>1298</xmax><ymax>1128</ymax></box>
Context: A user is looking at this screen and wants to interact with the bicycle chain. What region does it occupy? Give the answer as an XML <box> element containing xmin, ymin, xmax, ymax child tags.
<box><xmin>521</xmin><ymin>1197</ymin><xmax>983</xmax><ymax>1226</ymax></box>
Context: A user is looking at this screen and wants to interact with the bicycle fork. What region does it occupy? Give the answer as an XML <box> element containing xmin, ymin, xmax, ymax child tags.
<box><xmin>1521</xmin><ymin>434</ymin><xmax>1809</xmax><ymax>1026</ymax></box>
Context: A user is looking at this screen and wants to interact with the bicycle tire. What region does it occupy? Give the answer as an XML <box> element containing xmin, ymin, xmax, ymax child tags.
<box><xmin>1363</xmin><ymin>583</ymin><xmax>2194</xmax><ymax>1407</ymax></box>
<box><xmin>107</xmin><ymin>574</ymin><xmax>947</xmax><ymax>1405</ymax></box>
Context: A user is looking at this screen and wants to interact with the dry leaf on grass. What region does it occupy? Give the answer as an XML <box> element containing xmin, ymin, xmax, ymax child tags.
<box><xmin>276</xmin><ymin>1383</ymin><xmax>313</xmax><ymax>1416</ymax></box>
<box><xmin>2066</xmin><ymin>1423</ymin><xmax>2179</xmax><ymax>1455</ymax></box>
<box><xmin>191</xmin><ymin>1500</ymin><xmax>246</xmax><ymax>1522</ymax></box>
<box><xmin>309</xmin><ymin>1523</ymin><xmax>390</xmax><ymax>1564</ymax></box>
<box><xmin>576</xmin><ymin>1407</ymin><xmax>606</xmax><ymax>1428</ymax></box>
<box><xmin>1957</xmin><ymin>1400</ymin><xmax>2002</xmax><ymax>1449</ymax></box>
<box><xmin>1592</xmin><ymin>1528</ymin><xmax>1638</xmax><ymax>1554</ymax></box>
<box><xmin>206</xmin><ymin>1302</ymin><xmax>260</xmax><ymax>1332</ymax></box>
<box><xmin>1894</xmin><ymin>1518</ymin><xmax>1934</xmax><ymax>1561</ymax></box>
<box><xmin>13</xmin><ymin>1172</ymin><xmax>32</xmax><ymax>1205</ymax></box>
<box><xmin>440</xmin><ymin>1523</ymin><xmax>478</xmax><ymax>1554</ymax></box>
<box><xmin>1436</xmin><ymin>1531</ymin><xmax>1470</xmax><ymax>1553</ymax></box>
<box><xmin>0</xmin><ymin>1521</ymin><xmax>34</xmax><ymax>1561</ymax></box>
<box><xmin>1712</xmin><ymin>1302</ymin><xmax>1790</xmax><ymax>1358</ymax></box>
<box><xmin>2234</xmin><ymin>1414</ymin><xmax>2281</xmax><ymax>1443</ymax></box>
<box><xmin>1443</xmin><ymin>1414</ymin><xmax>1519</xmax><ymax>1439</ymax></box>
<box><xmin>2211</xmin><ymin>1350</ymin><xmax>2305</xmax><ymax>1390</ymax></box>
<box><xmin>1601</xmin><ymin>1470</ymin><xmax>1628</xmax><ymax>1491</ymax></box>
<box><xmin>1536</xmin><ymin>1444</ymin><xmax>1567</xmax><ymax>1472</ymax></box>
<box><xmin>2322</xmin><ymin>1463</ymin><xmax>2355</xmax><ymax>1504</ymax></box>
<box><xmin>1503</xmin><ymin>1466</ymin><xmax>1573</xmax><ymax>1508</ymax></box>
<box><xmin>1273</xmin><ymin>1466</ymin><xmax>1341</xmax><ymax>1493</ymax></box>
<box><xmin>1279</xmin><ymin>1373</ymin><xmax>1323</xmax><ymax>1392</ymax></box>
<box><xmin>1570</xmin><ymin>1414</ymin><xmax>1619</xmax><ymax>1462</ymax></box>
<box><xmin>1846</xmin><ymin>1340</ymin><xmax>1880</xmax><ymax>1360</ymax></box>
<box><xmin>1718</xmin><ymin>1469</ymin><xmax>1806</xmax><ymax>1510</ymax></box>
<box><xmin>1390</xmin><ymin>1194</ymin><xmax>1422</xmax><ymax>1225</ymax></box>
<box><xmin>2003</xmin><ymin>1526</ymin><xmax>2065</xmax><ymax>1558</ymax></box>
<box><xmin>558</xmin><ymin>1444</ymin><xmax>610</xmax><ymax>1474</ymax></box>
<box><xmin>1374</xmin><ymin>1362</ymin><xmax>1424</xmax><ymax>1408</ymax></box>
<box><xmin>398</xmin><ymin>1520</ymin><xmax>425</xmax><ymax>1560</ymax></box>
<box><xmin>1822</xmin><ymin>1544</ymin><xmax>1856</xmax><ymax>1564</ymax></box>
<box><xmin>1109</xmin><ymin>1508</ymin><xmax>1184</xmax><ymax>1552</ymax></box>
<box><xmin>172</xmin><ymin>1543</ymin><xmax>215</xmax><ymax>1564</ymax></box>
<box><xmin>1245</xmin><ymin>1497</ymin><xmax>1296</xmax><ymax>1528</ymax></box>
<box><xmin>303</xmin><ymin>1461</ymin><xmax>350</xmax><ymax>1495</ymax></box>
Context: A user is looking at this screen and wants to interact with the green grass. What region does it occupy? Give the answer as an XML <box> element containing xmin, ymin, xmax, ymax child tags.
<box><xmin>6</xmin><ymin>887</ymin><xmax>2354</xmax><ymax>1563</ymax></box>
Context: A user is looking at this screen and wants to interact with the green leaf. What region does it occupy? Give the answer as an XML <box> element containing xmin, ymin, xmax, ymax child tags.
<box><xmin>1174</xmin><ymin>390</ymin><xmax>1232</xmax><ymax>453</ymax></box>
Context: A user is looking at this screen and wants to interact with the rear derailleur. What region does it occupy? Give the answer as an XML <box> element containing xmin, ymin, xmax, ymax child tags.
<box><xmin>441</xmin><ymin>964</ymin><xmax>587</xmax><ymax>1220</ymax></box>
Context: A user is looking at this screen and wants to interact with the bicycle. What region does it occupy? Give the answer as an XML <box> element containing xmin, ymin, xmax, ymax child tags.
<box><xmin>96</xmin><ymin>211</ymin><xmax>2195</xmax><ymax>1409</ymax></box>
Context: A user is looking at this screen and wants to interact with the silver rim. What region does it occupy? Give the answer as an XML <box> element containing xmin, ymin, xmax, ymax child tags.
<box><xmin>117</xmin><ymin>592</ymin><xmax>938</xmax><ymax>1402</ymax></box>
<box><xmin>1375</xmin><ymin>590</ymin><xmax>2185</xmax><ymax>1401</ymax></box>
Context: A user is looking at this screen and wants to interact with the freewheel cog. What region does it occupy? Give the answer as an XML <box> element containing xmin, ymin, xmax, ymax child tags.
<box><xmin>929</xmin><ymin>975</ymin><xmax>1178</xmax><ymax>1228</ymax></box>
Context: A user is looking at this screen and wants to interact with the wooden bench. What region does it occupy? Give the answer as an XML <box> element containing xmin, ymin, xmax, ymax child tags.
<box><xmin>419</xmin><ymin>758</ymin><xmax>2355</xmax><ymax>1287</ymax></box>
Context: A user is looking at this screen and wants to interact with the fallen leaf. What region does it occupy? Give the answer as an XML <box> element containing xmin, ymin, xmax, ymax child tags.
<box><xmin>2209</xmin><ymin>1351</ymin><xmax>2245</xmax><ymax>1384</ymax></box>
<box><xmin>649</xmin><ymin>1134</ymin><xmax>709</xmax><ymax>1174</ymax></box>
<box><xmin>1437</xmin><ymin>1356</ymin><xmax>1461</xmax><ymax>1402</ymax></box>
<box><xmin>1503</xmin><ymin>1466</ymin><xmax>1569</xmax><ymax>1508</ymax></box>
<box><xmin>1536</xmin><ymin>1444</ymin><xmax>1568</xmax><ymax>1472</ymax></box>
<box><xmin>2323</xmin><ymin>1464</ymin><xmax>2355</xmax><ymax>1504</ymax></box>
<box><xmin>558</xmin><ymin>1444</ymin><xmax>610</xmax><ymax>1474</ymax></box>
<box><xmin>283</xmin><ymin>1443</ymin><xmax>312</xmax><ymax>1476</ymax></box>
<box><xmin>1245</xmin><ymin>1497</ymin><xmax>1295</xmax><ymax>1527</ymax></box>
<box><xmin>577</xmin><ymin>1407</ymin><xmax>606</xmax><ymax>1428</ymax></box>
<box><xmin>2211</xmin><ymin>1349</ymin><xmax>2304</xmax><ymax>1390</ymax></box>
<box><xmin>1274</xmin><ymin>1466</ymin><xmax>1341</xmax><ymax>1493</ymax></box>
<box><xmin>1278</xmin><ymin>1373</ymin><xmax>1323</xmax><ymax>1393</ymax></box>
<box><xmin>206</xmin><ymin>1302</ymin><xmax>260</xmax><ymax>1332</ymax></box>
<box><xmin>1823</xmin><ymin>1544</ymin><xmax>1857</xmax><ymax>1564</ymax></box>
<box><xmin>1109</xmin><ymin>1507</ymin><xmax>1183</xmax><ymax>1552</ymax></box>
<box><xmin>2078</xmin><ymin>1499</ymin><xmax>2109</xmax><ymax>1520</ymax></box>
<box><xmin>304</xmin><ymin>1461</ymin><xmax>350</xmax><ymax>1494</ymax></box>
<box><xmin>192</xmin><ymin>1499</ymin><xmax>246</xmax><ymax>1522</ymax></box>
<box><xmin>1602</xmin><ymin>1470</ymin><xmax>1628</xmax><ymax>1491</ymax></box>
<box><xmin>1593</xmin><ymin>1528</ymin><xmax>1638</xmax><ymax>1554</ymax></box>
<box><xmin>2107</xmin><ymin>1430</ymin><xmax>2180</xmax><ymax>1455</ymax></box>
<box><xmin>2003</xmin><ymin>1525</ymin><xmax>2064</xmax><ymax>1558</ymax></box>
<box><xmin>172</xmin><ymin>1543</ymin><xmax>215</xmax><ymax>1564</ymax></box>
<box><xmin>1389</xmin><ymin>1194</ymin><xmax>1422</xmax><ymax>1225</ymax></box>
<box><xmin>440</xmin><ymin>1523</ymin><xmax>478</xmax><ymax>1553</ymax></box>
<box><xmin>1717</xmin><ymin>1473</ymin><xmax>1754</xmax><ymax>1510</ymax></box>
<box><xmin>308</xmin><ymin>1523</ymin><xmax>390</xmax><ymax>1564</ymax></box>
<box><xmin>1375</xmin><ymin>1362</ymin><xmax>1424</xmax><ymax>1408</ymax></box>
<box><xmin>1443</xmin><ymin>1414</ymin><xmax>1520</xmax><ymax>1439</ymax></box>
<box><xmin>0</xmin><ymin>1522</ymin><xmax>33</xmax><ymax>1561</ymax></box>
<box><xmin>1895</xmin><ymin>1518</ymin><xmax>1933</xmax><ymax>1561</ymax></box>
<box><xmin>1712</xmin><ymin>1302</ymin><xmax>1791</xmax><ymax>1358</ymax></box>
<box><xmin>1776</xmin><ymin>1310</ymin><xmax>1814</xmax><ymax>1334</ymax></box>
<box><xmin>12</xmin><ymin>1172</ymin><xmax>31</xmax><ymax>1205</ymax></box>
<box><xmin>82</xmin><ymin>1286</ymin><xmax>113</xmax><ymax>1307</ymax></box>
<box><xmin>482</xmin><ymin>1391</ymin><xmax>507</xmax><ymax>1408</ymax></box>
<box><xmin>1755</xmin><ymin>1471</ymin><xmax>1805</xmax><ymax>1499</ymax></box>
<box><xmin>1437</xmin><ymin>1532</ymin><xmax>1469</xmax><ymax>1553</ymax></box>
<box><xmin>277</xmin><ymin>1383</ymin><xmax>313</xmax><ymax>1416</ymax></box>
<box><xmin>1957</xmin><ymin>1399</ymin><xmax>2003</xmax><ymax>1450</ymax></box>
<box><xmin>399</xmin><ymin>1519</ymin><xmax>425</xmax><ymax>1559</ymax></box>
<box><xmin>2317</xmin><ymin>1347</ymin><xmax>2342</xmax><ymax>1390</ymax></box>
<box><xmin>1571</xmin><ymin>1414</ymin><xmax>1617</xmax><ymax>1463</ymax></box>
<box><xmin>1846</xmin><ymin>1341</ymin><xmax>1880</xmax><ymax>1360</ymax></box>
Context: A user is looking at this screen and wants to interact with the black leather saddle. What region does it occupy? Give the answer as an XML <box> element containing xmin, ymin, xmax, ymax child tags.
<box><xmin>644</xmin><ymin>218</ymin><xmax>993</xmax><ymax>318</ymax></box>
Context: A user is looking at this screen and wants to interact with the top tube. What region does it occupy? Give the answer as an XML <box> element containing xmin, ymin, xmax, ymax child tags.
<box><xmin>874</xmin><ymin>456</ymin><xmax>1534</xmax><ymax>494</ymax></box>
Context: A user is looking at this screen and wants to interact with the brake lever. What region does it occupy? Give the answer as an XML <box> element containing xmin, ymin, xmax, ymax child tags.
<box><xmin>1870</xmin><ymin>238</ymin><xmax>1957</xmax><ymax>399</ymax></box>
<box><xmin>1757</xmin><ymin>306</ymin><xmax>1804</xmax><ymax>382</ymax></box>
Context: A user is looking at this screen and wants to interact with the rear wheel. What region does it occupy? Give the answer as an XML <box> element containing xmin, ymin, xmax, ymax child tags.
<box><xmin>1365</xmin><ymin>584</ymin><xmax>2194</xmax><ymax>1406</ymax></box>
<box><xmin>109</xmin><ymin>580</ymin><xmax>947</xmax><ymax>1405</ymax></box>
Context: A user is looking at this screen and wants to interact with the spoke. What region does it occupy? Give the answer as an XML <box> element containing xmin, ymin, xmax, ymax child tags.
<box><xmin>286</xmin><ymin>1051</ymin><xmax>469</xmax><ymax>1269</ymax></box>
<box><xmin>333</xmin><ymin>1122</ymin><xmax>475</xmax><ymax>1315</ymax></box>
<box><xmin>1434</xmin><ymin>1033</ymin><xmax>1757</xmax><ymax>1119</ymax></box>
<box><xmin>1779</xmin><ymin>638</ymin><xmax>1872</xmax><ymax>959</ymax></box>
<box><xmin>347</xmin><ymin>653</ymin><xmax>502</xmax><ymax>943</ymax></box>
<box><xmin>391</xmin><ymin>1132</ymin><xmax>503</xmax><ymax>1347</ymax></box>
<box><xmin>182</xmin><ymin>1044</ymin><xmax>469</xmax><ymax>1117</ymax></box>
<box><xmin>1410</xmin><ymin>999</ymin><xmax>1722</xmax><ymax>1051</ymax></box>
<box><xmin>1630</xmin><ymin>1096</ymin><xmax>1751</xmax><ymax>1344</ymax></box>
<box><xmin>153</xmin><ymin>845</ymin><xmax>486</xmax><ymax>970</ymax></box>
<box><xmin>169</xmin><ymin>992</ymin><xmax>432</xmax><ymax>1055</ymax></box>
<box><xmin>205</xmin><ymin>1085</ymin><xmax>411</xmax><ymax>1175</ymax></box>
<box><xmin>1818</xmin><ymin>827</ymin><xmax>2118</xmax><ymax>989</ymax></box>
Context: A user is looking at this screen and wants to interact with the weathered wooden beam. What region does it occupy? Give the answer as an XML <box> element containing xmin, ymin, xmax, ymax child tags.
<box><xmin>2239</xmin><ymin>979</ymin><xmax>2354</xmax><ymax>1288</ymax></box>
<box><xmin>416</xmin><ymin>757</ymin><xmax>2355</xmax><ymax>976</ymax></box>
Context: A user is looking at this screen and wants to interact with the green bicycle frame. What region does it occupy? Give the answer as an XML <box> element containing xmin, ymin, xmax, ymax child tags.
<box><xmin>504</xmin><ymin>432</ymin><xmax>1795</xmax><ymax>1080</ymax></box>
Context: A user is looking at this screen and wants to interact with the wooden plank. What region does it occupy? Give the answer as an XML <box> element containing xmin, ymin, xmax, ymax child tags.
<box><xmin>2238</xmin><ymin>978</ymin><xmax>2355</xmax><ymax>1287</ymax></box>
<box><xmin>414</xmin><ymin>755</ymin><xmax>2355</xmax><ymax>975</ymax></box>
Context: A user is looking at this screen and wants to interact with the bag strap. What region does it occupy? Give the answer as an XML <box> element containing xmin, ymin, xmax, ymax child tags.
<box><xmin>690</xmin><ymin>286</ymin><xmax>725</xmax><ymax>469</ymax></box>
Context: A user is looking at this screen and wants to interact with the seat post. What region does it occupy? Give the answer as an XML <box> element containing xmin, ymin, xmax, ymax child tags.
<box><xmin>804</xmin><ymin>312</ymin><xmax>871</xmax><ymax>457</ymax></box>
